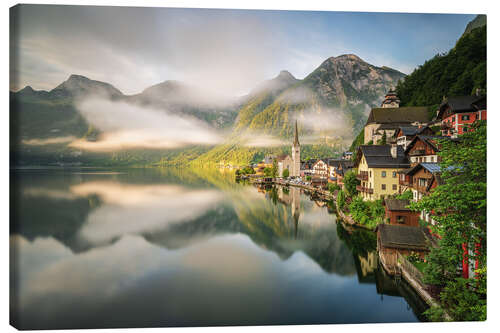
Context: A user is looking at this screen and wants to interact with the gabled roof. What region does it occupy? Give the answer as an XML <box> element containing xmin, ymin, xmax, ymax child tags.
<box><xmin>437</xmin><ymin>95</ymin><xmax>487</xmax><ymax>120</ymax></box>
<box><xmin>404</xmin><ymin>135</ymin><xmax>452</xmax><ymax>155</ymax></box>
<box><xmin>472</xmin><ymin>95</ymin><xmax>486</xmax><ymax>110</ymax></box>
<box><xmin>327</xmin><ymin>159</ymin><xmax>343</xmax><ymax>168</ymax></box>
<box><xmin>405</xmin><ymin>162</ymin><xmax>441</xmax><ymax>176</ymax></box>
<box><xmin>275</xmin><ymin>154</ymin><xmax>290</xmax><ymax>162</ymax></box>
<box><xmin>327</xmin><ymin>159</ymin><xmax>353</xmax><ymax>169</ymax></box>
<box><xmin>301</xmin><ymin>159</ymin><xmax>317</xmax><ymax>170</ymax></box>
<box><xmin>355</xmin><ymin>145</ymin><xmax>410</xmax><ymax>168</ymax></box>
<box><xmin>385</xmin><ymin>199</ymin><xmax>412</xmax><ymax>211</ymax></box>
<box><xmin>419</xmin><ymin>162</ymin><xmax>442</xmax><ymax>173</ymax></box>
<box><xmin>441</xmin><ymin>96</ymin><xmax>478</xmax><ymax>112</ymax></box>
<box><xmin>376</xmin><ymin>224</ymin><xmax>430</xmax><ymax>251</ymax></box>
<box><xmin>366</xmin><ymin>107</ymin><xmax>430</xmax><ymax>125</ymax></box>
<box><xmin>394</xmin><ymin>125</ymin><xmax>432</xmax><ymax>137</ymax></box>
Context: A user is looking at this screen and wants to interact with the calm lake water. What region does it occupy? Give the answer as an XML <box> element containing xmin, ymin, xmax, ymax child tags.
<box><xmin>10</xmin><ymin>168</ymin><xmax>427</xmax><ymax>329</ymax></box>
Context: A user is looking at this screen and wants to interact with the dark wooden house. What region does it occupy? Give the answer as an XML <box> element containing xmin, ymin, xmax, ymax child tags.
<box><xmin>376</xmin><ymin>224</ymin><xmax>432</xmax><ymax>274</ymax></box>
<box><xmin>384</xmin><ymin>198</ymin><xmax>420</xmax><ymax>227</ymax></box>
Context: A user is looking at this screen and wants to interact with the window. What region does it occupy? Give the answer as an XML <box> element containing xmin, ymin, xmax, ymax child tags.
<box><xmin>397</xmin><ymin>216</ymin><xmax>405</xmax><ymax>224</ymax></box>
<box><xmin>392</xmin><ymin>171</ymin><xmax>397</xmax><ymax>178</ymax></box>
<box><xmin>381</xmin><ymin>184</ymin><xmax>386</xmax><ymax>190</ymax></box>
<box><xmin>418</xmin><ymin>178</ymin><xmax>427</xmax><ymax>187</ymax></box>
<box><xmin>381</xmin><ymin>171</ymin><xmax>386</xmax><ymax>178</ymax></box>
<box><xmin>392</xmin><ymin>184</ymin><xmax>397</xmax><ymax>190</ymax></box>
<box><xmin>463</xmin><ymin>126</ymin><xmax>468</xmax><ymax>133</ymax></box>
<box><xmin>369</xmin><ymin>171</ymin><xmax>372</xmax><ymax>177</ymax></box>
<box><xmin>462</xmin><ymin>115</ymin><xmax>470</xmax><ymax>121</ymax></box>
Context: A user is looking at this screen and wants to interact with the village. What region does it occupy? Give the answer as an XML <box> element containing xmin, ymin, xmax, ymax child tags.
<box><xmin>236</xmin><ymin>88</ymin><xmax>487</xmax><ymax>319</ymax></box>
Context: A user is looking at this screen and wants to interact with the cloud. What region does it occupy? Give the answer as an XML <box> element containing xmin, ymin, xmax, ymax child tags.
<box><xmin>241</xmin><ymin>133</ymin><xmax>288</xmax><ymax>147</ymax></box>
<box><xmin>68</xmin><ymin>181</ymin><xmax>224</xmax><ymax>245</ymax></box>
<box><xmin>278</xmin><ymin>86</ymin><xmax>316</xmax><ymax>104</ymax></box>
<box><xmin>297</xmin><ymin>108</ymin><xmax>353</xmax><ymax>135</ymax></box>
<box><xmin>22</xmin><ymin>136</ymin><xmax>76</xmax><ymax>146</ymax></box>
<box><xmin>10</xmin><ymin>6</ymin><xmax>285</xmax><ymax>96</ymax></box>
<box><xmin>69</xmin><ymin>97</ymin><xmax>222</xmax><ymax>151</ymax></box>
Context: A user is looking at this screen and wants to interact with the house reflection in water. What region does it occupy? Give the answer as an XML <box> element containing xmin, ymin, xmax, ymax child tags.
<box><xmin>358</xmin><ymin>251</ymin><xmax>378</xmax><ymax>280</ymax></box>
<box><xmin>277</xmin><ymin>186</ymin><xmax>301</xmax><ymax>239</ymax></box>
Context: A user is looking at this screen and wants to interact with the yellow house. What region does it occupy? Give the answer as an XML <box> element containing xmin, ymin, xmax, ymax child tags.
<box><xmin>354</xmin><ymin>144</ymin><xmax>410</xmax><ymax>201</ymax></box>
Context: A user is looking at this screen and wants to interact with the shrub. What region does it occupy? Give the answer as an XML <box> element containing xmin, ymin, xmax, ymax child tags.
<box><xmin>328</xmin><ymin>183</ymin><xmax>341</xmax><ymax>193</ymax></box>
<box><xmin>348</xmin><ymin>196</ymin><xmax>384</xmax><ymax>229</ymax></box>
<box><xmin>396</xmin><ymin>190</ymin><xmax>413</xmax><ymax>201</ymax></box>
<box><xmin>282</xmin><ymin>168</ymin><xmax>289</xmax><ymax>178</ymax></box>
<box><xmin>337</xmin><ymin>190</ymin><xmax>346</xmax><ymax>210</ymax></box>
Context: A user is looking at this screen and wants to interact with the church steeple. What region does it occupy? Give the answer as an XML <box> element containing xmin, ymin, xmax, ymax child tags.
<box><xmin>293</xmin><ymin>120</ymin><xmax>300</xmax><ymax>147</ymax></box>
<box><xmin>291</xmin><ymin>120</ymin><xmax>301</xmax><ymax>178</ymax></box>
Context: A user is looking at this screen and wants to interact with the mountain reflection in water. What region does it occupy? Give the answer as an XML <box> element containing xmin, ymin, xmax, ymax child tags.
<box><xmin>10</xmin><ymin>168</ymin><xmax>425</xmax><ymax>329</ymax></box>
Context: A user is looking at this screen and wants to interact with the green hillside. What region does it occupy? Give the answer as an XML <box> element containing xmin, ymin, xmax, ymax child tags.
<box><xmin>396</xmin><ymin>24</ymin><xmax>486</xmax><ymax>107</ymax></box>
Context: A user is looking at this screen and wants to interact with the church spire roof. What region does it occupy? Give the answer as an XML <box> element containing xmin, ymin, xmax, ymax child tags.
<box><xmin>294</xmin><ymin>120</ymin><xmax>300</xmax><ymax>146</ymax></box>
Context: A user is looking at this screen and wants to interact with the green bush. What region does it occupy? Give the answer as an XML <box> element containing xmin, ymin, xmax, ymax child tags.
<box><xmin>343</xmin><ymin>170</ymin><xmax>360</xmax><ymax>197</ymax></box>
<box><xmin>328</xmin><ymin>183</ymin><xmax>341</xmax><ymax>193</ymax></box>
<box><xmin>396</xmin><ymin>190</ymin><xmax>413</xmax><ymax>201</ymax></box>
<box><xmin>337</xmin><ymin>190</ymin><xmax>346</xmax><ymax>210</ymax></box>
<box><xmin>282</xmin><ymin>168</ymin><xmax>289</xmax><ymax>178</ymax></box>
<box><xmin>348</xmin><ymin>196</ymin><xmax>384</xmax><ymax>229</ymax></box>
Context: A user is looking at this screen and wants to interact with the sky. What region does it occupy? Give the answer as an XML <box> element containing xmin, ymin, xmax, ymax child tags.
<box><xmin>10</xmin><ymin>5</ymin><xmax>476</xmax><ymax>96</ymax></box>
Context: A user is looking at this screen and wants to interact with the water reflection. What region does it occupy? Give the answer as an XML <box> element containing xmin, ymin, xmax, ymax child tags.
<box><xmin>10</xmin><ymin>168</ymin><xmax>424</xmax><ymax>329</ymax></box>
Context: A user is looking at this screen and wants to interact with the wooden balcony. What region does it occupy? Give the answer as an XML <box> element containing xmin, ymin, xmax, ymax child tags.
<box><xmin>356</xmin><ymin>171</ymin><xmax>369</xmax><ymax>181</ymax></box>
<box><xmin>356</xmin><ymin>185</ymin><xmax>374</xmax><ymax>194</ymax></box>
<box><xmin>399</xmin><ymin>178</ymin><xmax>412</xmax><ymax>186</ymax></box>
<box><xmin>409</xmin><ymin>149</ymin><xmax>426</xmax><ymax>156</ymax></box>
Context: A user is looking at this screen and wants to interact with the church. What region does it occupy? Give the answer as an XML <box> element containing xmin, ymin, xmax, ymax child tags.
<box><xmin>277</xmin><ymin>120</ymin><xmax>301</xmax><ymax>178</ymax></box>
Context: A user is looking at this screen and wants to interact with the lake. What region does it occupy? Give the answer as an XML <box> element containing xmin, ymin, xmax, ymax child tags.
<box><xmin>10</xmin><ymin>168</ymin><xmax>427</xmax><ymax>329</ymax></box>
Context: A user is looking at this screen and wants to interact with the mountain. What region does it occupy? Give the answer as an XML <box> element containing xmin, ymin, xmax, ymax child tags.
<box><xmin>396</xmin><ymin>20</ymin><xmax>486</xmax><ymax>107</ymax></box>
<box><xmin>193</xmin><ymin>54</ymin><xmax>405</xmax><ymax>165</ymax></box>
<box><xmin>11</xmin><ymin>54</ymin><xmax>406</xmax><ymax>167</ymax></box>
<box><xmin>238</xmin><ymin>54</ymin><xmax>404</xmax><ymax>137</ymax></box>
<box><xmin>50</xmin><ymin>74</ymin><xmax>124</xmax><ymax>100</ymax></box>
<box><xmin>126</xmin><ymin>80</ymin><xmax>239</xmax><ymax>129</ymax></box>
<box><xmin>463</xmin><ymin>14</ymin><xmax>486</xmax><ymax>36</ymax></box>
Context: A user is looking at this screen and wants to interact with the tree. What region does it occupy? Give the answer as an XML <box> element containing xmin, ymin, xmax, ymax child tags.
<box><xmin>396</xmin><ymin>190</ymin><xmax>413</xmax><ymax>201</ymax></box>
<box><xmin>380</xmin><ymin>131</ymin><xmax>387</xmax><ymax>145</ymax></box>
<box><xmin>396</xmin><ymin>25</ymin><xmax>486</xmax><ymax>107</ymax></box>
<box><xmin>271</xmin><ymin>159</ymin><xmax>278</xmax><ymax>178</ymax></box>
<box><xmin>343</xmin><ymin>170</ymin><xmax>360</xmax><ymax>197</ymax></box>
<box><xmin>263</xmin><ymin>167</ymin><xmax>272</xmax><ymax>177</ymax></box>
<box><xmin>337</xmin><ymin>189</ymin><xmax>346</xmax><ymax>210</ymax></box>
<box><xmin>328</xmin><ymin>183</ymin><xmax>340</xmax><ymax>193</ymax></box>
<box><xmin>410</xmin><ymin>121</ymin><xmax>486</xmax><ymax>321</ymax></box>
<box><xmin>282</xmin><ymin>168</ymin><xmax>289</xmax><ymax>178</ymax></box>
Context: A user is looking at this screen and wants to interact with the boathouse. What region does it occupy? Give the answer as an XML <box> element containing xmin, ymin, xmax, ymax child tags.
<box><xmin>376</xmin><ymin>224</ymin><xmax>431</xmax><ymax>275</ymax></box>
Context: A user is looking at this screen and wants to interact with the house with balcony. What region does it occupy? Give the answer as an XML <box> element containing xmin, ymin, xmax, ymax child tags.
<box><xmin>401</xmin><ymin>162</ymin><xmax>443</xmax><ymax>225</ymax></box>
<box><xmin>437</xmin><ymin>95</ymin><xmax>486</xmax><ymax>137</ymax></box>
<box><xmin>404</xmin><ymin>135</ymin><xmax>457</xmax><ymax>166</ymax></box>
<box><xmin>312</xmin><ymin>159</ymin><xmax>329</xmax><ymax>178</ymax></box>
<box><xmin>300</xmin><ymin>159</ymin><xmax>316</xmax><ymax>178</ymax></box>
<box><xmin>394</xmin><ymin>125</ymin><xmax>434</xmax><ymax>150</ymax></box>
<box><xmin>327</xmin><ymin>159</ymin><xmax>354</xmax><ymax>189</ymax></box>
<box><xmin>354</xmin><ymin>145</ymin><xmax>410</xmax><ymax>201</ymax></box>
<box><xmin>364</xmin><ymin>106</ymin><xmax>430</xmax><ymax>144</ymax></box>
